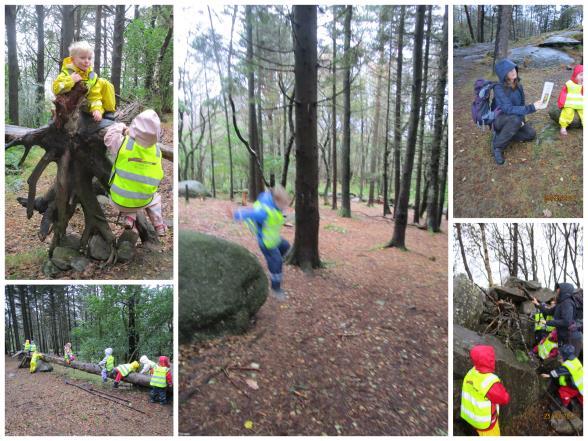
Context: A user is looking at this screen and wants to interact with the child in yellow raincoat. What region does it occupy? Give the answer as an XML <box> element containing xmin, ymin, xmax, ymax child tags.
<box><xmin>557</xmin><ymin>65</ymin><xmax>583</xmax><ymax>136</ymax></box>
<box><xmin>30</xmin><ymin>352</ymin><xmax>43</xmax><ymax>373</ymax></box>
<box><xmin>52</xmin><ymin>41</ymin><xmax>116</xmax><ymax>122</ymax></box>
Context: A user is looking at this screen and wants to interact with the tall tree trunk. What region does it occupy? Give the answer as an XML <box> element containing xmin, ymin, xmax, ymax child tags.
<box><xmin>390</xmin><ymin>7</ymin><xmax>405</xmax><ymax>217</ymax></box>
<box><xmin>528</xmin><ymin>224</ymin><xmax>538</xmax><ymax>281</ymax></box>
<box><xmin>413</xmin><ymin>6</ymin><xmax>432</xmax><ymax>224</ymax></box>
<box><xmin>331</xmin><ymin>6</ymin><xmax>338</xmax><ymax>209</ymax></box>
<box><xmin>208</xmin><ymin>6</ymin><xmax>234</xmax><ymax>199</ymax></box>
<box><xmin>426</xmin><ymin>6</ymin><xmax>448</xmax><ymax>232</ymax></box>
<box><xmin>7</xmin><ymin>286</ymin><xmax>21</xmax><ymax>350</ymax></box>
<box><xmin>6</xmin><ymin>5</ymin><xmax>20</xmax><ymax>125</ymax></box>
<box><xmin>479</xmin><ymin>223</ymin><xmax>494</xmax><ymax>286</ymax></box>
<box><xmin>94</xmin><ymin>6</ymin><xmax>102</xmax><ymax>76</ymax></box>
<box><xmin>144</xmin><ymin>6</ymin><xmax>158</xmax><ymax>92</ymax></box>
<box><xmin>436</xmin><ymin>118</ymin><xmax>448</xmax><ymax>230</ymax></box>
<box><xmin>511</xmin><ymin>223</ymin><xmax>519</xmax><ymax>277</ymax></box>
<box><xmin>246</xmin><ymin>5</ymin><xmax>263</xmax><ymax>200</ymax></box>
<box><xmin>388</xmin><ymin>6</ymin><xmax>425</xmax><ymax>248</ymax></box>
<box><xmin>494</xmin><ymin>6</ymin><xmax>512</xmax><ymax>70</ymax></box>
<box><xmin>477</xmin><ymin>6</ymin><xmax>485</xmax><ymax>42</ymax></box>
<box><xmin>18</xmin><ymin>286</ymin><xmax>31</xmax><ymax>340</ymax></box>
<box><xmin>60</xmin><ymin>6</ymin><xmax>74</xmax><ymax>62</ymax></box>
<box><xmin>367</xmin><ymin>13</ymin><xmax>386</xmax><ymax>207</ymax></box>
<box><xmin>151</xmin><ymin>12</ymin><xmax>173</xmax><ymax>109</ymax></box>
<box><xmin>456</xmin><ymin>224</ymin><xmax>473</xmax><ymax>281</ymax></box>
<box><xmin>111</xmin><ymin>5</ymin><xmax>125</xmax><ymax>96</ymax></box>
<box><xmin>464</xmin><ymin>6</ymin><xmax>476</xmax><ymax>41</ymax></box>
<box><xmin>127</xmin><ymin>290</ymin><xmax>138</xmax><ymax>361</ymax></box>
<box><xmin>35</xmin><ymin>6</ymin><xmax>45</xmax><ymax>126</ymax></box>
<box><xmin>204</xmin><ymin>66</ymin><xmax>216</xmax><ymax>198</ymax></box>
<box><xmin>340</xmin><ymin>6</ymin><xmax>352</xmax><ymax>218</ymax></box>
<box><xmin>286</xmin><ymin>5</ymin><xmax>320</xmax><ymax>270</ymax></box>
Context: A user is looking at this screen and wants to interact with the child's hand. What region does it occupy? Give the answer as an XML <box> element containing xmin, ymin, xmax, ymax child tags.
<box><xmin>93</xmin><ymin>110</ymin><xmax>103</xmax><ymax>122</ymax></box>
<box><xmin>122</xmin><ymin>126</ymin><xmax>130</xmax><ymax>136</ymax></box>
<box><xmin>70</xmin><ymin>72</ymin><xmax>82</xmax><ymax>83</ymax></box>
<box><xmin>541</xmin><ymin>373</ymin><xmax>550</xmax><ymax>378</ymax></box>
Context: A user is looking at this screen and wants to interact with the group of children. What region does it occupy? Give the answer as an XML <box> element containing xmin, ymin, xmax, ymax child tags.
<box><xmin>52</xmin><ymin>40</ymin><xmax>167</xmax><ymax>237</ymax></box>
<box><xmin>98</xmin><ymin>347</ymin><xmax>172</xmax><ymax>405</ymax></box>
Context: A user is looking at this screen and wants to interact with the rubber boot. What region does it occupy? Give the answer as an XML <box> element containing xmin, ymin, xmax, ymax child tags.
<box><xmin>113</xmin><ymin>381</ymin><xmax>119</xmax><ymax>389</ymax></box>
<box><xmin>493</xmin><ymin>147</ymin><xmax>505</xmax><ymax>165</ymax></box>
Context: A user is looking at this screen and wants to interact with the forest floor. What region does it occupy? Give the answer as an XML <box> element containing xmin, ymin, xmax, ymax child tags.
<box><xmin>178</xmin><ymin>198</ymin><xmax>448</xmax><ymax>435</ymax></box>
<box><xmin>4</xmin><ymin>119</ymin><xmax>174</xmax><ymax>280</ymax></box>
<box><xmin>453</xmin><ymin>37</ymin><xmax>582</xmax><ymax>218</ymax></box>
<box><xmin>4</xmin><ymin>358</ymin><xmax>172</xmax><ymax>436</ymax></box>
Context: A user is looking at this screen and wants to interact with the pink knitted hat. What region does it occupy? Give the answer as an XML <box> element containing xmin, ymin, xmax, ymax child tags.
<box><xmin>129</xmin><ymin>109</ymin><xmax>161</xmax><ymax>146</ymax></box>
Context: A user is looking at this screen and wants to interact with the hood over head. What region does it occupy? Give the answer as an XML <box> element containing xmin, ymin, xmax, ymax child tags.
<box><xmin>556</xmin><ymin>282</ymin><xmax>575</xmax><ymax>303</ymax></box>
<box><xmin>560</xmin><ymin>344</ymin><xmax>576</xmax><ymax>360</ymax></box>
<box><xmin>105</xmin><ymin>348</ymin><xmax>113</xmax><ymax>356</ymax></box>
<box><xmin>571</xmin><ymin>65</ymin><xmax>583</xmax><ymax>83</ymax></box>
<box><xmin>140</xmin><ymin>355</ymin><xmax>150</xmax><ymax>364</ymax></box>
<box><xmin>159</xmin><ymin>356</ymin><xmax>170</xmax><ymax>367</ymax></box>
<box><xmin>470</xmin><ymin>345</ymin><xmax>496</xmax><ymax>373</ymax></box>
<box><xmin>129</xmin><ymin>109</ymin><xmax>161</xmax><ymax>146</ymax></box>
<box><xmin>495</xmin><ymin>58</ymin><xmax>518</xmax><ymax>83</ymax></box>
<box><xmin>257</xmin><ymin>191</ymin><xmax>276</xmax><ymax>209</ymax></box>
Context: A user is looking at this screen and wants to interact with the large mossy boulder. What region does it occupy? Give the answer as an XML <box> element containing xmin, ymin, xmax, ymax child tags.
<box><xmin>178</xmin><ymin>180</ymin><xmax>211</xmax><ymax>198</ymax></box>
<box><xmin>453</xmin><ymin>325</ymin><xmax>544</xmax><ymax>434</ymax></box>
<box><xmin>549</xmin><ymin>105</ymin><xmax>583</xmax><ymax>129</ymax></box>
<box><xmin>453</xmin><ymin>274</ymin><xmax>485</xmax><ymax>331</ymax></box>
<box><xmin>179</xmin><ymin>230</ymin><xmax>268</xmax><ymax>343</ymax></box>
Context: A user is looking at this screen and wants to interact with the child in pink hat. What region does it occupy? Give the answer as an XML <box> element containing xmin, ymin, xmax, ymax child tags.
<box><xmin>104</xmin><ymin>109</ymin><xmax>167</xmax><ymax>236</ymax></box>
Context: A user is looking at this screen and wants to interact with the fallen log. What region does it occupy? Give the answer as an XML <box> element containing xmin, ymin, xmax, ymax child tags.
<box><xmin>41</xmin><ymin>354</ymin><xmax>153</xmax><ymax>387</ymax></box>
<box><xmin>5</xmin><ymin>124</ymin><xmax>174</xmax><ymax>162</ymax></box>
<box><xmin>65</xmin><ymin>380</ymin><xmax>148</xmax><ymax>415</ymax></box>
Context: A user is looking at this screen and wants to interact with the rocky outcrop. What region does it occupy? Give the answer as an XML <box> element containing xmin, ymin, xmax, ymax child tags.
<box><xmin>453</xmin><ymin>274</ymin><xmax>485</xmax><ymax>331</ymax></box>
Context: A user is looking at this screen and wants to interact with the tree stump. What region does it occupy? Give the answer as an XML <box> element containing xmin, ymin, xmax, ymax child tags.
<box><xmin>5</xmin><ymin>82</ymin><xmax>159</xmax><ymax>266</ymax></box>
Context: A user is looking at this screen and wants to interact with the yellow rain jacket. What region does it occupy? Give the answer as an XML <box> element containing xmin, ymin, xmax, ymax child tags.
<box><xmin>52</xmin><ymin>57</ymin><xmax>116</xmax><ymax>115</ymax></box>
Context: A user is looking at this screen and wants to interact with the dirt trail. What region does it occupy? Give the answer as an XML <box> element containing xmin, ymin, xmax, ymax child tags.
<box><xmin>453</xmin><ymin>41</ymin><xmax>582</xmax><ymax>218</ymax></box>
<box><xmin>179</xmin><ymin>198</ymin><xmax>448</xmax><ymax>435</ymax></box>
<box><xmin>4</xmin><ymin>358</ymin><xmax>172</xmax><ymax>436</ymax></box>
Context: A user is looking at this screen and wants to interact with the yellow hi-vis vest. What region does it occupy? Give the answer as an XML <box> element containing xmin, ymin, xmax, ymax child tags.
<box><xmin>65</xmin><ymin>65</ymin><xmax>98</xmax><ymax>91</ymax></box>
<box><xmin>150</xmin><ymin>366</ymin><xmax>169</xmax><ymax>388</ymax></box>
<box><xmin>533</xmin><ymin>312</ymin><xmax>545</xmax><ymax>331</ymax></box>
<box><xmin>538</xmin><ymin>337</ymin><xmax>558</xmax><ymax>360</ymax></box>
<box><xmin>245</xmin><ymin>200</ymin><xmax>285</xmax><ymax>249</ymax></box>
<box><xmin>564</xmin><ymin>80</ymin><xmax>583</xmax><ymax>110</ymax></box>
<box><xmin>24</xmin><ymin>342</ymin><xmax>30</xmax><ymax>351</ymax></box>
<box><xmin>109</xmin><ymin>136</ymin><xmax>163</xmax><ymax>208</ymax></box>
<box><xmin>105</xmin><ymin>355</ymin><xmax>114</xmax><ymax>371</ymax></box>
<box><xmin>559</xmin><ymin>358</ymin><xmax>583</xmax><ymax>395</ymax></box>
<box><xmin>30</xmin><ymin>343</ymin><xmax>37</xmax><ymax>352</ymax></box>
<box><xmin>460</xmin><ymin>367</ymin><xmax>501</xmax><ymax>430</ymax></box>
<box><xmin>116</xmin><ymin>363</ymin><xmax>133</xmax><ymax>377</ymax></box>
<box><xmin>545</xmin><ymin>315</ymin><xmax>555</xmax><ymax>332</ymax></box>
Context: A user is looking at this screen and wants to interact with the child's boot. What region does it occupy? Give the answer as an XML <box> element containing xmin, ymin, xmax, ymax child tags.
<box><xmin>113</xmin><ymin>381</ymin><xmax>119</xmax><ymax>389</ymax></box>
<box><xmin>270</xmin><ymin>273</ymin><xmax>287</xmax><ymax>301</ymax></box>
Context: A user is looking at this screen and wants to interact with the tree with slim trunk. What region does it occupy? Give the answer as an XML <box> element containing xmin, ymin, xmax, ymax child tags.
<box><xmin>494</xmin><ymin>5</ymin><xmax>512</xmax><ymax>70</ymax></box>
<box><xmin>35</xmin><ymin>6</ymin><xmax>45</xmax><ymax>126</ymax></box>
<box><xmin>60</xmin><ymin>6</ymin><xmax>74</xmax><ymax>62</ymax></box>
<box><xmin>479</xmin><ymin>223</ymin><xmax>494</xmax><ymax>286</ymax></box>
<box><xmin>426</xmin><ymin>6</ymin><xmax>448</xmax><ymax>233</ymax></box>
<box><xmin>456</xmin><ymin>224</ymin><xmax>473</xmax><ymax>281</ymax></box>
<box><xmin>477</xmin><ymin>6</ymin><xmax>485</xmax><ymax>42</ymax></box>
<box><xmin>286</xmin><ymin>5</ymin><xmax>321</xmax><ymax>271</ymax></box>
<box><xmin>246</xmin><ymin>5</ymin><xmax>264</xmax><ymax>200</ymax></box>
<box><xmin>331</xmin><ymin>6</ymin><xmax>338</xmax><ymax>210</ymax></box>
<box><xmin>390</xmin><ymin>7</ymin><xmax>405</xmax><ymax>217</ymax></box>
<box><xmin>413</xmin><ymin>6</ymin><xmax>431</xmax><ymax>224</ymax></box>
<box><xmin>388</xmin><ymin>6</ymin><xmax>425</xmax><ymax>249</ymax></box>
<box><xmin>94</xmin><ymin>6</ymin><xmax>102</xmax><ymax>76</ymax></box>
<box><xmin>111</xmin><ymin>5</ymin><xmax>125</xmax><ymax>96</ymax></box>
<box><xmin>7</xmin><ymin>286</ymin><xmax>21</xmax><ymax>350</ymax></box>
<box><xmin>340</xmin><ymin>6</ymin><xmax>352</xmax><ymax>218</ymax></box>
<box><xmin>6</xmin><ymin>5</ymin><xmax>20</xmax><ymax>125</ymax></box>
<box><xmin>511</xmin><ymin>223</ymin><xmax>519</xmax><ymax>277</ymax></box>
<box><xmin>464</xmin><ymin>6</ymin><xmax>476</xmax><ymax>42</ymax></box>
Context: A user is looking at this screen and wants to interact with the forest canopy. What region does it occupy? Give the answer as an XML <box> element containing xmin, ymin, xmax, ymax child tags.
<box><xmin>5</xmin><ymin>285</ymin><xmax>173</xmax><ymax>364</ymax></box>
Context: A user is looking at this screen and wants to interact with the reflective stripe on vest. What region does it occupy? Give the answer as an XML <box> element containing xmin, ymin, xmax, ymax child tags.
<box><xmin>24</xmin><ymin>343</ymin><xmax>30</xmax><ymax>351</ymax></box>
<box><xmin>533</xmin><ymin>312</ymin><xmax>544</xmax><ymax>331</ymax></box>
<box><xmin>109</xmin><ymin>136</ymin><xmax>163</xmax><ymax>208</ymax></box>
<box><xmin>562</xmin><ymin>358</ymin><xmax>584</xmax><ymax>395</ymax></box>
<box><xmin>564</xmin><ymin>80</ymin><xmax>583</xmax><ymax>110</ymax></box>
<box><xmin>106</xmin><ymin>355</ymin><xmax>114</xmax><ymax>371</ymax></box>
<box><xmin>245</xmin><ymin>200</ymin><xmax>284</xmax><ymax>249</ymax></box>
<box><xmin>538</xmin><ymin>337</ymin><xmax>558</xmax><ymax>360</ymax></box>
<box><xmin>545</xmin><ymin>315</ymin><xmax>555</xmax><ymax>332</ymax></box>
<box><xmin>460</xmin><ymin>367</ymin><xmax>500</xmax><ymax>430</ymax></box>
<box><xmin>66</xmin><ymin>67</ymin><xmax>98</xmax><ymax>90</ymax></box>
<box><xmin>117</xmin><ymin>363</ymin><xmax>132</xmax><ymax>377</ymax></box>
<box><xmin>150</xmin><ymin>366</ymin><xmax>169</xmax><ymax>388</ymax></box>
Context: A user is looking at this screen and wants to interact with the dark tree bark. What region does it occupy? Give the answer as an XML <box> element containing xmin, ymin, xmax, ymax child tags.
<box><xmin>331</xmin><ymin>6</ymin><xmax>338</xmax><ymax>210</ymax></box>
<box><xmin>208</xmin><ymin>6</ymin><xmax>234</xmax><ymax>199</ymax></box>
<box><xmin>6</xmin><ymin>5</ymin><xmax>20</xmax><ymax>125</ymax></box>
<box><xmin>18</xmin><ymin>286</ymin><xmax>32</xmax><ymax>340</ymax></box>
<box><xmin>144</xmin><ymin>6</ymin><xmax>159</xmax><ymax>92</ymax></box>
<box><xmin>60</xmin><ymin>6</ymin><xmax>74</xmax><ymax>62</ymax></box>
<box><xmin>479</xmin><ymin>223</ymin><xmax>494</xmax><ymax>286</ymax></box>
<box><xmin>48</xmin><ymin>288</ymin><xmax>60</xmax><ymax>354</ymax></box>
<box><xmin>477</xmin><ymin>6</ymin><xmax>485</xmax><ymax>42</ymax></box>
<box><xmin>35</xmin><ymin>6</ymin><xmax>45</xmax><ymax>126</ymax></box>
<box><xmin>413</xmin><ymin>6</ymin><xmax>432</xmax><ymax>224</ymax></box>
<box><xmin>7</xmin><ymin>286</ymin><xmax>21</xmax><ymax>350</ymax></box>
<box><xmin>426</xmin><ymin>7</ymin><xmax>448</xmax><ymax>233</ymax></box>
<box><xmin>246</xmin><ymin>5</ymin><xmax>264</xmax><ymax>200</ymax></box>
<box><xmin>340</xmin><ymin>6</ymin><xmax>352</xmax><ymax>218</ymax></box>
<box><xmin>390</xmin><ymin>7</ymin><xmax>405</xmax><ymax>217</ymax></box>
<box><xmin>203</xmin><ymin>66</ymin><xmax>216</xmax><ymax>198</ymax></box>
<box><xmin>151</xmin><ymin>12</ymin><xmax>173</xmax><ymax>109</ymax></box>
<box><xmin>388</xmin><ymin>6</ymin><xmax>425</xmax><ymax>249</ymax></box>
<box><xmin>464</xmin><ymin>6</ymin><xmax>476</xmax><ymax>41</ymax></box>
<box><xmin>456</xmin><ymin>224</ymin><xmax>473</xmax><ymax>281</ymax></box>
<box><xmin>436</xmin><ymin>117</ymin><xmax>448</xmax><ymax>230</ymax></box>
<box><xmin>511</xmin><ymin>223</ymin><xmax>519</xmax><ymax>277</ymax></box>
<box><xmin>527</xmin><ymin>224</ymin><xmax>538</xmax><ymax>281</ymax></box>
<box><xmin>127</xmin><ymin>289</ymin><xmax>138</xmax><ymax>361</ymax></box>
<box><xmin>494</xmin><ymin>6</ymin><xmax>512</xmax><ymax>70</ymax></box>
<box><xmin>111</xmin><ymin>5</ymin><xmax>125</xmax><ymax>97</ymax></box>
<box><xmin>94</xmin><ymin>5</ymin><xmax>102</xmax><ymax>76</ymax></box>
<box><xmin>286</xmin><ymin>5</ymin><xmax>320</xmax><ymax>271</ymax></box>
